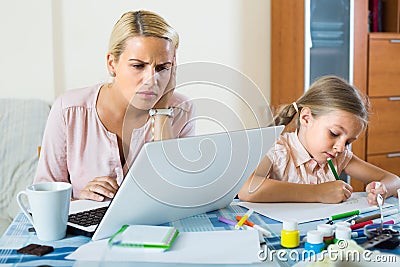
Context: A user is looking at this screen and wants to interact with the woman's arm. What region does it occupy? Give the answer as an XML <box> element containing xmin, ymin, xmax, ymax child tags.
<box><xmin>238</xmin><ymin>157</ymin><xmax>353</xmax><ymax>203</ymax></box>
<box><xmin>344</xmin><ymin>155</ymin><xmax>400</xmax><ymax>204</ymax></box>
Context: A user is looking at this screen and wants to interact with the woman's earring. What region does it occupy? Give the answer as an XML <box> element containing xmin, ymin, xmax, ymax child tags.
<box><xmin>110</xmin><ymin>71</ymin><xmax>116</xmax><ymax>77</ymax></box>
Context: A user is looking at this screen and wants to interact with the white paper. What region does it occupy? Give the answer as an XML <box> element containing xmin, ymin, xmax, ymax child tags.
<box><xmin>239</xmin><ymin>192</ymin><xmax>394</xmax><ymax>223</ymax></box>
<box><xmin>67</xmin><ymin>230</ymin><xmax>260</xmax><ymax>264</ymax></box>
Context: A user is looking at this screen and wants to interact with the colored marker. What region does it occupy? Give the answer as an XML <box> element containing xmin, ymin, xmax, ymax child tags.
<box><xmin>350</xmin><ymin>219</ymin><xmax>395</xmax><ymax>230</ymax></box>
<box><xmin>235</xmin><ymin>209</ymin><xmax>254</xmax><ymax>229</ymax></box>
<box><xmin>351</xmin><ymin>209</ymin><xmax>398</xmax><ymax>225</ymax></box>
<box><xmin>236</xmin><ymin>216</ymin><xmax>272</xmax><ymax>237</ymax></box>
<box><xmin>218</xmin><ymin>216</ymin><xmax>236</xmax><ymax>226</ymax></box>
<box><xmin>351</xmin><ymin>229</ymin><xmax>365</xmax><ymax>238</ymax></box>
<box><xmin>327</xmin><ymin>158</ymin><xmax>339</xmax><ymax>180</ymax></box>
<box><xmin>328</xmin><ymin>206</ymin><xmax>378</xmax><ymax>221</ymax></box>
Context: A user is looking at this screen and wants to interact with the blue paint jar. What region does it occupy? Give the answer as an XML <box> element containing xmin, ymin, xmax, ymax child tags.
<box><xmin>304</xmin><ymin>230</ymin><xmax>325</xmax><ymax>255</ymax></box>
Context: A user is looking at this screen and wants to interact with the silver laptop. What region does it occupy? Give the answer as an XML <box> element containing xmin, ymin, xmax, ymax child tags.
<box><xmin>67</xmin><ymin>125</ymin><xmax>284</xmax><ymax>240</ymax></box>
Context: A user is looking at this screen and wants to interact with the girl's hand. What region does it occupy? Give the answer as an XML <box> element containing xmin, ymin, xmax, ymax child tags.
<box><xmin>78</xmin><ymin>176</ymin><xmax>119</xmax><ymax>202</ymax></box>
<box><xmin>366</xmin><ymin>181</ymin><xmax>387</xmax><ymax>206</ymax></box>
<box><xmin>317</xmin><ymin>180</ymin><xmax>353</xmax><ymax>203</ymax></box>
<box><xmin>154</xmin><ymin>57</ymin><xmax>176</xmax><ymax>109</ymax></box>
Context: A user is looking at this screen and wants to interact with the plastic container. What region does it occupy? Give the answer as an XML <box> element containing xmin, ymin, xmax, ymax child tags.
<box><xmin>304</xmin><ymin>230</ymin><xmax>325</xmax><ymax>254</ymax></box>
<box><xmin>317</xmin><ymin>224</ymin><xmax>335</xmax><ymax>247</ymax></box>
<box><xmin>281</xmin><ymin>219</ymin><xmax>300</xmax><ymax>248</ymax></box>
<box><xmin>334</xmin><ymin>226</ymin><xmax>351</xmax><ymax>243</ymax></box>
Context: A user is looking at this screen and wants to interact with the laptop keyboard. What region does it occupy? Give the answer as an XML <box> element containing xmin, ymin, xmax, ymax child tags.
<box><xmin>68</xmin><ymin>206</ymin><xmax>108</xmax><ymax>227</ymax></box>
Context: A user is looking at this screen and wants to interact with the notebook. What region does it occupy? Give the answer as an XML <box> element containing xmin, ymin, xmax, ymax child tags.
<box><xmin>108</xmin><ymin>225</ymin><xmax>179</xmax><ymax>251</ymax></box>
<box><xmin>67</xmin><ymin>125</ymin><xmax>284</xmax><ymax>240</ymax></box>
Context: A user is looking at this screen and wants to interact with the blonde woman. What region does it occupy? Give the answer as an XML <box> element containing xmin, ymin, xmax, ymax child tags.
<box><xmin>34</xmin><ymin>10</ymin><xmax>195</xmax><ymax>201</ymax></box>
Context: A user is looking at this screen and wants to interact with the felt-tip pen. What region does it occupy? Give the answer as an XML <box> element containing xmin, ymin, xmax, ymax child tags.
<box><xmin>235</xmin><ymin>215</ymin><xmax>272</xmax><ymax>237</ymax></box>
<box><xmin>327</xmin><ymin>158</ymin><xmax>340</xmax><ymax>180</ymax></box>
<box><xmin>328</xmin><ymin>206</ymin><xmax>377</xmax><ymax>221</ymax></box>
<box><xmin>235</xmin><ymin>209</ymin><xmax>254</xmax><ymax>229</ymax></box>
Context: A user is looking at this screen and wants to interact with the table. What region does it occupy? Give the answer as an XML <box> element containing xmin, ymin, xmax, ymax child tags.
<box><xmin>1</xmin><ymin>197</ymin><xmax>400</xmax><ymax>267</ymax></box>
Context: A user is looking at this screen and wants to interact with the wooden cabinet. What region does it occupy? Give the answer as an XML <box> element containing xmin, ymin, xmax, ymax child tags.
<box><xmin>366</xmin><ymin>33</ymin><xmax>400</xmax><ymax>176</ymax></box>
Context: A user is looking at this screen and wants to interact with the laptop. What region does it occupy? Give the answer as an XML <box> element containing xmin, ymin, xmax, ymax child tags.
<box><xmin>67</xmin><ymin>125</ymin><xmax>284</xmax><ymax>240</ymax></box>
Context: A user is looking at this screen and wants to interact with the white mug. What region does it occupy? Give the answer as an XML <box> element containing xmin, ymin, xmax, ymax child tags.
<box><xmin>17</xmin><ymin>182</ymin><xmax>72</xmax><ymax>241</ymax></box>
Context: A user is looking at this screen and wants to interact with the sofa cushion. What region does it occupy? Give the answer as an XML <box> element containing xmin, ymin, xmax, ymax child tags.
<box><xmin>0</xmin><ymin>99</ymin><xmax>50</xmax><ymax>235</ymax></box>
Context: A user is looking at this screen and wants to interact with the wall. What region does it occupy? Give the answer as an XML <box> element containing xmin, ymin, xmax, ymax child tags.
<box><xmin>0</xmin><ymin>0</ymin><xmax>271</xmax><ymax>134</ymax></box>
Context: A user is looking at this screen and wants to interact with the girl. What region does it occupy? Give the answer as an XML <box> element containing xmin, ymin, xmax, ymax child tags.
<box><xmin>238</xmin><ymin>76</ymin><xmax>400</xmax><ymax>205</ymax></box>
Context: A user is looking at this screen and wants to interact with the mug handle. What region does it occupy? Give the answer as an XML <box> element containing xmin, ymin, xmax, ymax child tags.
<box><xmin>16</xmin><ymin>191</ymin><xmax>34</xmax><ymax>226</ymax></box>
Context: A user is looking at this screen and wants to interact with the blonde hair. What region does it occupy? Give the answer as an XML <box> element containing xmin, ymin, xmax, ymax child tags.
<box><xmin>272</xmin><ymin>75</ymin><xmax>370</xmax><ymax>129</ymax></box>
<box><xmin>108</xmin><ymin>10</ymin><xmax>179</xmax><ymax>61</ymax></box>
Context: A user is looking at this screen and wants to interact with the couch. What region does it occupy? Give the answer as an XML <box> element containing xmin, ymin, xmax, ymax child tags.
<box><xmin>0</xmin><ymin>99</ymin><xmax>50</xmax><ymax>235</ymax></box>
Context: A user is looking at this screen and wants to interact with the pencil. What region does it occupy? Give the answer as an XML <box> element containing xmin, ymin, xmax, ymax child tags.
<box><xmin>327</xmin><ymin>158</ymin><xmax>339</xmax><ymax>180</ymax></box>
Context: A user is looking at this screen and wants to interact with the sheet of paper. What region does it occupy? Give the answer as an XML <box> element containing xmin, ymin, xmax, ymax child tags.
<box><xmin>239</xmin><ymin>192</ymin><xmax>394</xmax><ymax>223</ymax></box>
<box><xmin>67</xmin><ymin>230</ymin><xmax>260</xmax><ymax>264</ymax></box>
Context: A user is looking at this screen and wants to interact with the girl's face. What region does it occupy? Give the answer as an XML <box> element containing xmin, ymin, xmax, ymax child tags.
<box><xmin>108</xmin><ymin>36</ymin><xmax>175</xmax><ymax>110</ymax></box>
<box><xmin>298</xmin><ymin>108</ymin><xmax>364</xmax><ymax>164</ymax></box>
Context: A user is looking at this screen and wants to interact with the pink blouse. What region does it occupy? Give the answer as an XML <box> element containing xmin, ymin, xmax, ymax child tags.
<box><xmin>34</xmin><ymin>84</ymin><xmax>195</xmax><ymax>198</ymax></box>
<box><xmin>266</xmin><ymin>132</ymin><xmax>352</xmax><ymax>184</ymax></box>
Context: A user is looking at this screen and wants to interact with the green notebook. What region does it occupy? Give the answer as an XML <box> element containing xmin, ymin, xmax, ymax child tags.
<box><xmin>108</xmin><ymin>225</ymin><xmax>179</xmax><ymax>251</ymax></box>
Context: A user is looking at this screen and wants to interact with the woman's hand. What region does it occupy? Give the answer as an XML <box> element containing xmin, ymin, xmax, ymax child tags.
<box><xmin>366</xmin><ymin>181</ymin><xmax>387</xmax><ymax>206</ymax></box>
<box><xmin>316</xmin><ymin>180</ymin><xmax>353</xmax><ymax>203</ymax></box>
<box><xmin>154</xmin><ymin>57</ymin><xmax>176</xmax><ymax>109</ymax></box>
<box><xmin>78</xmin><ymin>176</ymin><xmax>119</xmax><ymax>201</ymax></box>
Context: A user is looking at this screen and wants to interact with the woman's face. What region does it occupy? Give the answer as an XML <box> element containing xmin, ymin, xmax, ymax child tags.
<box><xmin>109</xmin><ymin>36</ymin><xmax>175</xmax><ymax>110</ymax></box>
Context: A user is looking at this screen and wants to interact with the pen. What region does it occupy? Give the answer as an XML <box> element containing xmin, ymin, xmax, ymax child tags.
<box><xmin>218</xmin><ymin>216</ymin><xmax>237</xmax><ymax>226</ymax></box>
<box><xmin>327</xmin><ymin>158</ymin><xmax>339</xmax><ymax>180</ymax></box>
<box><xmin>235</xmin><ymin>209</ymin><xmax>254</xmax><ymax>229</ymax></box>
<box><xmin>235</xmin><ymin>216</ymin><xmax>272</xmax><ymax>237</ymax></box>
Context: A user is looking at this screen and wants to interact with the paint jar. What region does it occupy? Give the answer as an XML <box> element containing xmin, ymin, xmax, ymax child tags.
<box><xmin>304</xmin><ymin>230</ymin><xmax>325</xmax><ymax>254</ymax></box>
<box><xmin>317</xmin><ymin>224</ymin><xmax>335</xmax><ymax>248</ymax></box>
<box><xmin>334</xmin><ymin>226</ymin><xmax>352</xmax><ymax>243</ymax></box>
<box><xmin>281</xmin><ymin>219</ymin><xmax>300</xmax><ymax>248</ymax></box>
<box><xmin>334</xmin><ymin>221</ymin><xmax>351</xmax><ymax>229</ymax></box>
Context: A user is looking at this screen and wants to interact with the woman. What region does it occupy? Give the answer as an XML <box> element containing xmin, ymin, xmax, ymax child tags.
<box><xmin>34</xmin><ymin>10</ymin><xmax>195</xmax><ymax>201</ymax></box>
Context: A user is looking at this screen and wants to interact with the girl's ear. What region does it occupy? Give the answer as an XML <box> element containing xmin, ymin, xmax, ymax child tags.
<box><xmin>299</xmin><ymin>107</ymin><xmax>313</xmax><ymax>126</ymax></box>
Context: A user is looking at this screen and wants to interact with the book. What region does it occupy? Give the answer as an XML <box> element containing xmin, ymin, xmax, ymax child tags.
<box><xmin>108</xmin><ymin>225</ymin><xmax>179</xmax><ymax>251</ymax></box>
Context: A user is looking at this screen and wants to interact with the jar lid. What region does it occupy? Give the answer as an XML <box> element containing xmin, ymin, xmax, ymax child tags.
<box><xmin>335</xmin><ymin>221</ymin><xmax>351</xmax><ymax>228</ymax></box>
<box><xmin>282</xmin><ymin>219</ymin><xmax>298</xmax><ymax>231</ymax></box>
<box><xmin>317</xmin><ymin>224</ymin><xmax>334</xmax><ymax>236</ymax></box>
<box><xmin>335</xmin><ymin>226</ymin><xmax>351</xmax><ymax>240</ymax></box>
<box><xmin>307</xmin><ymin>230</ymin><xmax>323</xmax><ymax>244</ymax></box>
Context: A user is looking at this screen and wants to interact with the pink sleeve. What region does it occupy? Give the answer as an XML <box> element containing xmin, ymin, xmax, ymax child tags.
<box><xmin>33</xmin><ymin>96</ymin><xmax>69</xmax><ymax>184</ymax></box>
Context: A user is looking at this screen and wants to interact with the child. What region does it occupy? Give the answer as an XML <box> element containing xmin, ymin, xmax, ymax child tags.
<box><xmin>238</xmin><ymin>76</ymin><xmax>400</xmax><ymax>205</ymax></box>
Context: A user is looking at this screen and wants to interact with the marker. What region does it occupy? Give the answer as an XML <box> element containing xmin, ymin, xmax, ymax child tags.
<box><xmin>351</xmin><ymin>230</ymin><xmax>365</xmax><ymax>238</ymax></box>
<box><xmin>328</xmin><ymin>206</ymin><xmax>378</xmax><ymax>221</ymax></box>
<box><xmin>218</xmin><ymin>216</ymin><xmax>236</xmax><ymax>226</ymax></box>
<box><xmin>350</xmin><ymin>219</ymin><xmax>395</xmax><ymax>230</ymax></box>
<box><xmin>235</xmin><ymin>216</ymin><xmax>272</xmax><ymax>237</ymax></box>
<box><xmin>351</xmin><ymin>209</ymin><xmax>398</xmax><ymax>225</ymax></box>
<box><xmin>327</xmin><ymin>158</ymin><xmax>339</xmax><ymax>180</ymax></box>
<box><xmin>235</xmin><ymin>209</ymin><xmax>254</xmax><ymax>229</ymax></box>
<box><xmin>329</xmin><ymin>210</ymin><xmax>360</xmax><ymax>221</ymax></box>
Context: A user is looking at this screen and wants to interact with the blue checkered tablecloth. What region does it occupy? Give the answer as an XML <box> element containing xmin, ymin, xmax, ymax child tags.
<box><xmin>1</xmin><ymin>198</ymin><xmax>400</xmax><ymax>267</ymax></box>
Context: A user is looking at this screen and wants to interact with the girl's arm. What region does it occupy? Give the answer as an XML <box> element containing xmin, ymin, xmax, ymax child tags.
<box><xmin>344</xmin><ymin>154</ymin><xmax>400</xmax><ymax>204</ymax></box>
<box><xmin>238</xmin><ymin>157</ymin><xmax>353</xmax><ymax>203</ymax></box>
